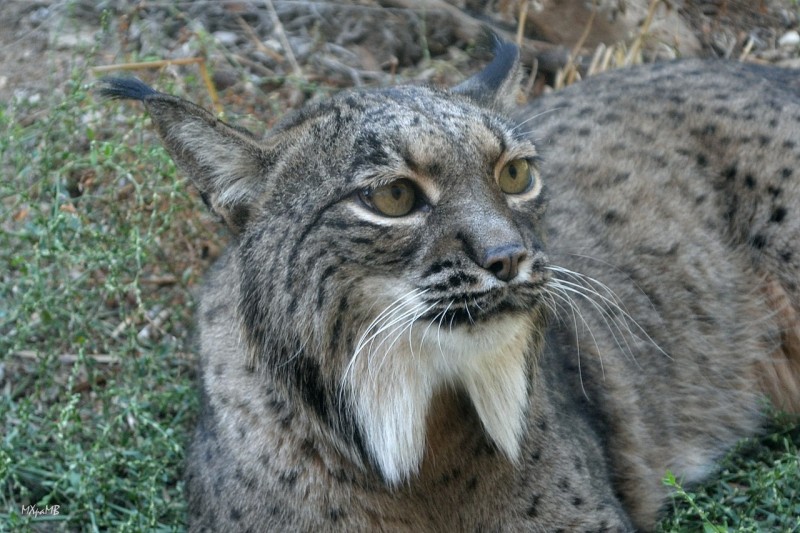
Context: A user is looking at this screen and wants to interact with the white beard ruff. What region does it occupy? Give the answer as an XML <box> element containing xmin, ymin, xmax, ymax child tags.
<box><xmin>343</xmin><ymin>293</ymin><xmax>534</xmax><ymax>484</ymax></box>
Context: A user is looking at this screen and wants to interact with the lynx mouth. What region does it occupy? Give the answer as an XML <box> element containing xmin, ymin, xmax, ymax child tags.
<box><xmin>419</xmin><ymin>280</ymin><xmax>548</xmax><ymax>327</ymax></box>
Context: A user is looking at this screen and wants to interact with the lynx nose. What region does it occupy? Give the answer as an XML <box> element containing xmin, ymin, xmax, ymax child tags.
<box><xmin>483</xmin><ymin>245</ymin><xmax>527</xmax><ymax>282</ymax></box>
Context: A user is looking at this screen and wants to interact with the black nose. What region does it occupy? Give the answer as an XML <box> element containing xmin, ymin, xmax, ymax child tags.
<box><xmin>482</xmin><ymin>245</ymin><xmax>527</xmax><ymax>282</ymax></box>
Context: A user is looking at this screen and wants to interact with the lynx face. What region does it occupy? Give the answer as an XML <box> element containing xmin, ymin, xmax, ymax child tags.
<box><xmin>237</xmin><ymin>85</ymin><xmax>551</xmax><ymax>482</ymax></box>
<box><xmin>100</xmin><ymin>42</ymin><xmax>550</xmax><ymax>482</ymax></box>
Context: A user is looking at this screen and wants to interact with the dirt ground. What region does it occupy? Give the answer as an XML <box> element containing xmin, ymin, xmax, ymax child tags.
<box><xmin>1</xmin><ymin>0</ymin><xmax>798</xmax><ymax>111</ymax></box>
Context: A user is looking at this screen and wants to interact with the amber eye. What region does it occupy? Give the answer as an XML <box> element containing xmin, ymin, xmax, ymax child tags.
<box><xmin>360</xmin><ymin>179</ymin><xmax>417</xmax><ymax>217</ymax></box>
<box><xmin>498</xmin><ymin>159</ymin><xmax>533</xmax><ymax>194</ymax></box>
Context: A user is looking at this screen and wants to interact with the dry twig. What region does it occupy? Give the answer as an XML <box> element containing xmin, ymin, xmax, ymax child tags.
<box><xmin>13</xmin><ymin>350</ymin><xmax>120</xmax><ymax>365</ymax></box>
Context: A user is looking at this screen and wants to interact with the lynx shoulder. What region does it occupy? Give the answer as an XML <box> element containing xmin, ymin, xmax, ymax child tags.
<box><xmin>100</xmin><ymin>41</ymin><xmax>800</xmax><ymax>531</ymax></box>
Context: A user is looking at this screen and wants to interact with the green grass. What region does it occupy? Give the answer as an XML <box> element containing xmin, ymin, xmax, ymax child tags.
<box><xmin>658</xmin><ymin>413</ymin><xmax>800</xmax><ymax>532</ymax></box>
<box><xmin>0</xmin><ymin>6</ymin><xmax>798</xmax><ymax>532</ymax></box>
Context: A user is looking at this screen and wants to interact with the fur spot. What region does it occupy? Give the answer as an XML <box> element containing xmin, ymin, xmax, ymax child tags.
<box><xmin>279</xmin><ymin>413</ymin><xmax>294</xmax><ymax>429</ymax></box>
<box><xmin>448</xmin><ymin>274</ymin><xmax>463</xmax><ymax>288</ymax></box>
<box><xmin>667</xmin><ymin>109</ymin><xmax>685</xmax><ymax>121</ymax></box>
<box><xmin>279</xmin><ymin>469</ymin><xmax>299</xmax><ymax>487</ymax></box>
<box><xmin>290</xmin><ymin>355</ymin><xmax>330</xmax><ymax>422</ymax></box>
<box><xmin>553</xmin><ymin>124</ymin><xmax>573</xmax><ymax>136</ymax></box>
<box><xmin>316</xmin><ymin>265</ymin><xmax>338</xmax><ymax>308</ymax></box>
<box><xmin>424</xmin><ymin>263</ymin><xmax>443</xmax><ymax>276</ymax></box>
<box><xmin>750</xmin><ymin>234</ymin><xmax>767</xmax><ymax>249</ymax></box>
<box><xmin>229</xmin><ymin>204</ymin><xmax>251</xmax><ymax>230</ymax></box>
<box><xmin>301</xmin><ymin>438</ymin><xmax>317</xmax><ymax>457</ymax></box>
<box><xmin>526</xmin><ymin>494</ymin><xmax>541</xmax><ymax>517</ymax></box>
<box><xmin>603</xmin><ymin>210</ymin><xmax>623</xmax><ymax>224</ymax></box>
<box><xmin>770</xmin><ymin>207</ymin><xmax>787</xmax><ymax>224</ymax></box>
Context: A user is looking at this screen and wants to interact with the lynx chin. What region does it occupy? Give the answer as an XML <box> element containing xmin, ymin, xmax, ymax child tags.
<box><xmin>101</xmin><ymin>37</ymin><xmax>800</xmax><ymax>531</ymax></box>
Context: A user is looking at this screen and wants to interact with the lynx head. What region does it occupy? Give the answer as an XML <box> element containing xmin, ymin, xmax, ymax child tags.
<box><xmin>100</xmin><ymin>38</ymin><xmax>550</xmax><ymax>483</ymax></box>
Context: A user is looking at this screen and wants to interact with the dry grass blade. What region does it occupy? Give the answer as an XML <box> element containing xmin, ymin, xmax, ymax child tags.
<box><xmin>13</xmin><ymin>351</ymin><xmax>121</xmax><ymax>365</ymax></box>
<box><xmin>263</xmin><ymin>0</ymin><xmax>302</xmax><ymax>76</ymax></box>
<box><xmin>624</xmin><ymin>0</ymin><xmax>662</xmax><ymax>66</ymax></box>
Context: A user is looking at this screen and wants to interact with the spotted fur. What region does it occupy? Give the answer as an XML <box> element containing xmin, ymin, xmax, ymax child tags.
<box><xmin>101</xmin><ymin>41</ymin><xmax>800</xmax><ymax>531</ymax></box>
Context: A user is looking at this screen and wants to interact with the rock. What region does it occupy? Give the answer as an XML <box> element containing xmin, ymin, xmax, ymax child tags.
<box><xmin>213</xmin><ymin>31</ymin><xmax>239</xmax><ymax>46</ymax></box>
<box><xmin>778</xmin><ymin>30</ymin><xmax>800</xmax><ymax>47</ymax></box>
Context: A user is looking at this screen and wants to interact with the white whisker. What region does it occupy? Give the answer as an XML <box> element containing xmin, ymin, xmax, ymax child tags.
<box><xmin>418</xmin><ymin>308</ymin><xmax>444</xmax><ymax>356</ymax></box>
<box><xmin>549</xmin><ymin>280</ymin><xmax>640</xmax><ymax>368</ymax></box>
<box><xmin>353</xmin><ymin>288</ymin><xmax>426</xmax><ymax>356</ymax></box>
<box><xmin>510</xmin><ymin>107</ymin><xmax>565</xmax><ymax>134</ymax></box>
<box><xmin>464</xmin><ymin>297</ymin><xmax>475</xmax><ymax>325</ymax></box>
<box><xmin>370</xmin><ymin>301</ymin><xmax>436</xmax><ymax>380</ymax></box>
<box><xmin>545</xmin><ymin>286</ymin><xmax>599</xmax><ymax>397</ymax></box>
<box><xmin>562</xmin><ymin>290</ymin><xmax>639</xmax><ymax>361</ymax></box>
<box><xmin>436</xmin><ymin>301</ymin><xmax>454</xmax><ymax>368</ymax></box>
<box><xmin>342</xmin><ymin>288</ymin><xmax>428</xmax><ymax>398</ymax></box>
<box><xmin>547</xmin><ymin>265</ymin><xmax>669</xmax><ymax>359</ymax></box>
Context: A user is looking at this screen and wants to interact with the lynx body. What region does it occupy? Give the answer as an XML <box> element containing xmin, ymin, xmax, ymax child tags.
<box><xmin>101</xmin><ymin>42</ymin><xmax>800</xmax><ymax>531</ymax></box>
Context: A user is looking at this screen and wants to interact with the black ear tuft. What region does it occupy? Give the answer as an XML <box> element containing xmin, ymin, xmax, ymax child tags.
<box><xmin>96</xmin><ymin>77</ymin><xmax>158</xmax><ymax>101</ymax></box>
<box><xmin>473</xmin><ymin>34</ymin><xmax>520</xmax><ymax>93</ymax></box>
<box><xmin>452</xmin><ymin>33</ymin><xmax>521</xmax><ymax>113</ymax></box>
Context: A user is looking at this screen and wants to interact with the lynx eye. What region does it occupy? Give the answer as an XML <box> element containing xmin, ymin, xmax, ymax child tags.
<box><xmin>498</xmin><ymin>159</ymin><xmax>533</xmax><ymax>194</ymax></box>
<box><xmin>359</xmin><ymin>179</ymin><xmax>417</xmax><ymax>217</ymax></box>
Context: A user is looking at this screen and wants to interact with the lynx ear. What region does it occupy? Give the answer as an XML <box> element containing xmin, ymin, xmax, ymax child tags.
<box><xmin>452</xmin><ymin>35</ymin><xmax>522</xmax><ymax>113</ymax></box>
<box><xmin>98</xmin><ymin>77</ymin><xmax>270</xmax><ymax>233</ymax></box>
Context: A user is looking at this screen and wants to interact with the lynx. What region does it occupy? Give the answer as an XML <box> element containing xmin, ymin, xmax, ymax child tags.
<box><xmin>100</xmin><ymin>39</ymin><xmax>800</xmax><ymax>531</ymax></box>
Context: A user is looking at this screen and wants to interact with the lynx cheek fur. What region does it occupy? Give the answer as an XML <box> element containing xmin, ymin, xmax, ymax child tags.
<box><xmin>101</xmin><ymin>40</ymin><xmax>800</xmax><ymax>531</ymax></box>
